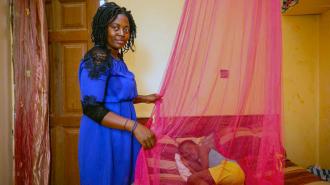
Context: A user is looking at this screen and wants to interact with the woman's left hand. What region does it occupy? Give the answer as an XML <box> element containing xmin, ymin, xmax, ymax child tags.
<box><xmin>142</xmin><ymin>94</ymin><xmax>162</xmax><ymax>104</ymax></box>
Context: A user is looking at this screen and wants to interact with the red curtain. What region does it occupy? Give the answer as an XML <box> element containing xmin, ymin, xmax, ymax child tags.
<box><xmin>13</xmin><ymin>0</ymin><xmax>50</xmax><ymax>184</ymax></box>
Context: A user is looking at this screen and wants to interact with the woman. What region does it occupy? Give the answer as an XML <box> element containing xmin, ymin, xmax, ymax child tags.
<box><xmin>78</xmin><ymin>2</ymin><xmax>159</xmax><ymax>185</ymax></box>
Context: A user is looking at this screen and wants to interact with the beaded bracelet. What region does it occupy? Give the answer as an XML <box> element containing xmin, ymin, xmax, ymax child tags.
<box><xmin>131</xmin><ymin>121</ymin><xmax>138</xmax><ymax>132</ymax></box>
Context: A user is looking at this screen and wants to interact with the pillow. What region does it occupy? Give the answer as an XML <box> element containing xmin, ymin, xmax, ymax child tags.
<box><xmin>174</xmin><ymin>153</ymin><xmax>191</xmax><ymax>182</ymax></box>
<box><xmin>146</xmin><ymin>135</ymin><xmax>181</xmax><ymax>183</ymax></box>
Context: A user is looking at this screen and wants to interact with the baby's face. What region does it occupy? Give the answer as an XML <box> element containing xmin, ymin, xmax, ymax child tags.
<box><xmin>179</xmin><ymin>142</ymin><xmax>199</xmax><ymax>161</ymax></box>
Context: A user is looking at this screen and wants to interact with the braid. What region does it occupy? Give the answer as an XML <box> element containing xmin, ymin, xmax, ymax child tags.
<box><xmin>91</xmin><ymin>2</ymin><xmax>136</xmax><ymax>57</ymax></box>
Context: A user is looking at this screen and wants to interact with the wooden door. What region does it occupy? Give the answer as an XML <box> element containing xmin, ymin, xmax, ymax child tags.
<box><xmin>46</xmin><ymin>0</ymin><xmax>98</xmax><ymax>184</ymax></box>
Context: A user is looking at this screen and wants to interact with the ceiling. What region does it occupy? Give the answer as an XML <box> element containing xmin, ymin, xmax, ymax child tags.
<box><xmin>283</xmin><ymin>0</ymin><xmax>330</xmax><ymax>15</ymax></box>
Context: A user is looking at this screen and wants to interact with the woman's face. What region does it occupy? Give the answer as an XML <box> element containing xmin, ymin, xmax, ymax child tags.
<box><xmin>107</xmin><ymin>14</ymin><xmax>130</xmax><ymax>51</ymax></box>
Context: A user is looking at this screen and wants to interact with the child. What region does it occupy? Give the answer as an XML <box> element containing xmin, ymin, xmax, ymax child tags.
<box><xmin>176</xmin><ymin>140</ymin><xmax>245</xmax><ymax>185</ymax></box>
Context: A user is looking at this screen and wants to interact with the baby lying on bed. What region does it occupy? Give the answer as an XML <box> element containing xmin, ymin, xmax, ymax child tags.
<box><xmin>175</xmin><ymin>140</ymin><xmax>245</xmax><ymax>185</ymax></box>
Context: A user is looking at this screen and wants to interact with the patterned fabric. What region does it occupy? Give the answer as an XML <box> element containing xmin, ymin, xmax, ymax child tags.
<box><xmin>284</xmin><ymin>159</ymin><xmax>324</xmax><ymax>185</ymax></box>
<box><xmin>82</xmin><ymin>47</ymin><xmax>111</xmax><ymax>79</ymax></box>
<box><xmin>308</xmin><ymin>166</ymin><xmax>330</xmax><ymax>182</ymax></box>
<box><xmin>13</xmin><ymin>0</ymin><xmax>50</xmax><ymax>184</ymax></box>
<box><xmin>81</xmin><ymin>95</ymin><xmax>109</xmax><ymax>124</ymax></box>
<box><xmin>282</xmin><ymin>0</ymin><xmax>299</xmax><ymax>13</ymax></box>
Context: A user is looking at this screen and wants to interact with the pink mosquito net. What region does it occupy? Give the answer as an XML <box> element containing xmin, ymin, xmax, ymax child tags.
<box><xmin>135</xmin><ymin>0</ymin><xmax>284</xmax><ymax>185</ymax></box>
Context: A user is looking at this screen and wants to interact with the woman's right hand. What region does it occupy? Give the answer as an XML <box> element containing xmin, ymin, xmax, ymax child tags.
<box><xmin>131</xmin><ymin>122</ymin><xmax>156</xmax><ymax>149</ymax></box>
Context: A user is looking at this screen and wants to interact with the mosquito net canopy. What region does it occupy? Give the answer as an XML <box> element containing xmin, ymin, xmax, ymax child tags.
<box><xmin>135</xmin><ymin>0</ymin><xmax>283</xmax><ymax>185</ymax></box>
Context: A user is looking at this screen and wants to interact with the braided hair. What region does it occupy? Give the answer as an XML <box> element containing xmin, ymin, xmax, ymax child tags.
<box><xmin>91</xmin><ymin>2</ymin><xmax>136</xmax><ymax>56</ymax></box>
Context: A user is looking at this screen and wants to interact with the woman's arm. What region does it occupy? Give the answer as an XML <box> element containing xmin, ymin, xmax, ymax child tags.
<box><xmin>133</xmin><ymin>94</ymin><xmax>162</xmax><ymax>104</ymax></box>
<box><xmin>82</xmin><ymin>101</ymin><xmax>155</xmax><ymax>149</ymax></box>
<box><xmin>101</xmin><ymin>112</ymin><xmax>156</xmax><ymax>149</ymax></box>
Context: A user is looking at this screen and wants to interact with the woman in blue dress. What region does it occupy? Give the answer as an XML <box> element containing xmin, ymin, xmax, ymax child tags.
<box><xmin>78</xmin><ymin>2</ymin><xmax>159</xmax><ymax>185</ymax></box>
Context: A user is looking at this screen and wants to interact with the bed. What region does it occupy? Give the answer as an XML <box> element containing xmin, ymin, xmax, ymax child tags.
<box><xmin>138</xmin><ymin>117</ymin><xmax>329</xmax><ymax>184</ymax></box>
<box><xmin>144</xmin><ymin>135</ymin><xmax>330</xmax><ymax>185</ymax></box>
<box><xmin>285</xmin><ymin>159</ymin><xmax>330</xmax><ymax>185</ymax></box>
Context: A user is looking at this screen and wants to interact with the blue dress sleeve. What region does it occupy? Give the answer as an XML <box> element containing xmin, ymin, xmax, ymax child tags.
<box><xmin>79</xmin><ymin>50</ymin><xmax>111</xmax><ymax>123</ymax></box>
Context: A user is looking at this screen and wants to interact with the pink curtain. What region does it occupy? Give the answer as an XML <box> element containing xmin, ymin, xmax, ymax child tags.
<box><xmin>135</xmin><ymin>0</ymin><xmax>283</xmax><ymax>185</ymax></box>
<box><xmin>13</xmin><ymin>0</ymin><xmax>50</xmax><ymax>184</ymax></box>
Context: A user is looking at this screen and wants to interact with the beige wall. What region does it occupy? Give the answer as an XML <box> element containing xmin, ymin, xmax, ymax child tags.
<box><xmin>283</xmin><ymin>13</ymin><xmax>330</xmax><ymax>168</ymax></box>
<box><xmin>319</xmin><ymin>10</ymin><xmax>330</xmax><ymax>168</ymax></box>
<box><xmin>282</xmin><ymin>15</ymin><xmax>319</xmax><ymax>167</ymax></box>
<box><xmin>0</xmin><ymin>0</ymin><xmax>13</xmax><ymax>184</ymax></box>
<box><xmin>112</xmin><ymin>0</ymin><xmax>185</xmax><ymax>117</ymax></box>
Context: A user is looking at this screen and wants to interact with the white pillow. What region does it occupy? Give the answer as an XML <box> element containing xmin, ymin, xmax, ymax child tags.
<box><xmin>174</xmin><ymin>153</ymin><xmax>192</xmax><ymax>182</ymax></box>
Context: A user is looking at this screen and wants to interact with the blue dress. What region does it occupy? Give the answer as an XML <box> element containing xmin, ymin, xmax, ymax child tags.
<box><xmin>78</xmin><ymin>53</ymin><xmax>141</xmax><ymax>185</ymax></box>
